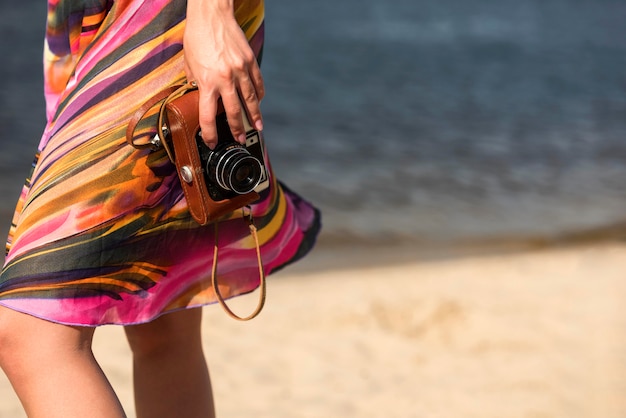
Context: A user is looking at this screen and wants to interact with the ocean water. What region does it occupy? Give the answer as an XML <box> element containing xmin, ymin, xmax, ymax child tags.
<box><xmin>261</xmin><ymin>0</ymin><xmax>626</xmax><ymax>246</ymax></box>
<box><xmin>1</xmin><ymin>0</ymin><xmax>626</xmax><ymax>257</ymax></box>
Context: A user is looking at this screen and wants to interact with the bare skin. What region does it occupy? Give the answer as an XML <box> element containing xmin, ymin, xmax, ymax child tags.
<box><xmin>0</xmin><ymin>305</ymin><xmax>126</xmax><ymax>418</ymax></box>
<box><xmin>185</xmin><ymin>0</ymin><xmax>265</xmax><ymax>150</ymax></box>
<box><xmin>124</xmin><ymin>308</ymin><xmax>214</xmax><ymax>418</ymax></box>
<box><xmin>0</xmin><ymin>305</ymin><xmax>212</xmax><ymax>418</ymax></box>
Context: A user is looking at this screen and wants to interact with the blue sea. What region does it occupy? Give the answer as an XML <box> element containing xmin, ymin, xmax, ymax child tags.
<box><xmin>2</xmin><ymin>0</ymin><xmax>626</xmax><ymax>262</ymax></box>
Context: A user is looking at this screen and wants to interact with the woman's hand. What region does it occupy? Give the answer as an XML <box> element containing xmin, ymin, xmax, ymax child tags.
<box><xmin>184</xmin><ymin>0</ymin><xmax>265</xmax><ymax>149</ymax></box>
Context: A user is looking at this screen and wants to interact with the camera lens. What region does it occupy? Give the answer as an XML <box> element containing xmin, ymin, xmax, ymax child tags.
<box><xmin>234</xmin><ymin>164</ymin><xmax>253</xmax><ymax>183</ymax></box>
<box><xmin>224</xmin><ymin>155</ymin><xmax>262</xmax><ymax>194</ymax></box>
<box><xmin>208</xmin><ymin>144</ymin><xmax>263</xmax><ymax>195</ymax></box>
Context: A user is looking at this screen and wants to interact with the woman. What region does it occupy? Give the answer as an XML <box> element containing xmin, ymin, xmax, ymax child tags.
<box><xmin>0</xmin><ymin>0</ymin><xmax>320</xmax><ymax>417</ymax></box>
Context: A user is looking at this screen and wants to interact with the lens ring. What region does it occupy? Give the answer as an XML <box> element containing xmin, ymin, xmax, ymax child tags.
<box><xmin>225</xmin><ymin>156</ymin><xmax>262</xmax><ymax>194</ymax></box>
<box><xmin>214</xmin><ymin>147</ymin><xmax>248</xmax><ymax>191</ymax></box>
<box><xmin>214</xmin><ymin>147</ymin><xmax>263</xmax><ymax>194</ymax></box>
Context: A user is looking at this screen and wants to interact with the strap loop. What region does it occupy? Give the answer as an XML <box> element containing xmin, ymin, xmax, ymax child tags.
<box><xmin>211</xmin><ymin>207</ymin><xmax>266</xmax><ymax>321</ymax></box>
<box><xmin>126</xmin><ymin>82</ymin><xmax>198</xmax><ymax>157</ymax></box>
<box><xmin>126</xmin><ymin>84</ymin><xmax>184</xmax><ymax>150</ymax></box>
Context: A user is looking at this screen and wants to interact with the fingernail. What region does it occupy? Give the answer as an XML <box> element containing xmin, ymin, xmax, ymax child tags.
<box><xmin>237</xmin><ymin>133</ymin><xmax>246</xmax><ymax>144</ymax></box>
<box><xmin>255</xmin><ymin>120</ymin><xmax>264</xmax><ymax>131</ymax></box>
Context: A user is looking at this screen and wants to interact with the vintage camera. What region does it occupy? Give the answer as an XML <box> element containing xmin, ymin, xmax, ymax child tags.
<box><xmin>196</xmin><ymin>110</ymin><xmax>269</xmax><ymax>201</ymax></box>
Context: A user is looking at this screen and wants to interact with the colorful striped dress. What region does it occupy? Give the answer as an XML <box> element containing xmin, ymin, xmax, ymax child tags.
<box><xmin>0</xmin><ymin>0</ymin><xmax>320</xmax><ymax>326</ymax></box>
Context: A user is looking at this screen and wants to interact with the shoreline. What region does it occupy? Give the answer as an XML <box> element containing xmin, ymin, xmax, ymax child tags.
<box><xmin>2</xmin><ymin>210</ymin><xmax>626</xmax><ymax>271</ymax></box>
<box><xmin>289</xmin><ymin>220</ymin><xmax>626</xmax><ymax>274</ymax></box>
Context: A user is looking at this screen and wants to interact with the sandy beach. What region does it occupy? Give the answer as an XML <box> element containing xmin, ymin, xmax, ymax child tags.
<box><xmin>0</xmin><ymin>242</ymin><xmax>625</xmax><ymax>418</ymax></box>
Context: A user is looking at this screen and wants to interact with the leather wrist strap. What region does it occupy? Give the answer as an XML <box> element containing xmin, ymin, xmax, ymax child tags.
<box><xmin>212</xmin><ymin>208</ymin><xmax>266</xmax><ymax>321</ymax></box>
<box><xmin>126</xmin><ymin>84</ymin><xmax>184</xmax><ymax>151</ymax></box>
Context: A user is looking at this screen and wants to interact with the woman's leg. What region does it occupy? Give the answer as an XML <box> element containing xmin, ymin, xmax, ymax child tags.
<box><xmin>0</xmin><ymin>305</ymin><xmax>126</xmax><ymax>418</ymax></box>
<box><xmin>124</xmin><ymin>307</ymin><xmax>215</xmax><ymax>418</ymax></box>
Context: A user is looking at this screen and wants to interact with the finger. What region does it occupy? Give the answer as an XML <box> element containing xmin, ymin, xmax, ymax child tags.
<box><xmin>248</xmin><ymin>62</ymin><xmax>265</xmax><ymax>130</ymax></box>
<box><xmin>221</xmin><ymin>89</ymin><xmax>246</xmax><ymax>145</ymax></box>
<box><xmin>239</xmin><ymin>68</ymin><xmax>264</xmax><ymax>131</ymax></box>
<box><xmin>198</xmin><ymin>91</ymin><xmax>219</xmax><ymax>149</ymax></box>
<box><xmin>239</xmin><ymin>85</ymin><xmax>263</xmax><ymax>132</ymax></box>
<box><xmin>249</xmin><ymin>60</ymin><xmax>265</xmax><ymax>101</ymax></box>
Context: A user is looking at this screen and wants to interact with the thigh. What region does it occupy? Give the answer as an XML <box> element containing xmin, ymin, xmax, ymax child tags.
<box><xmin>0</xmin><ymin>304</ymin><xmax>94</xmax><ymax>359</ymax></box>
<box><xmin>0</xmin><ymin>306</ymin><xmax>125</xmax><ymax>418</ymax></box>
<box><xmin>124</xmin><ymin>307</ymin><xmax>203</xmax><ymax>355</ymax></box>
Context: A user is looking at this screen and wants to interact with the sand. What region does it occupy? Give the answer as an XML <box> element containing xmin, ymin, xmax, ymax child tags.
<box><xmin>0</xmin><ymin>242</ymin><xmax>625</xmax><ymax>418</ymax></box>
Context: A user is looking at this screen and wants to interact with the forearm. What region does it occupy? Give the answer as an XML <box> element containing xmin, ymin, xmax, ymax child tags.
<box><xmin>183</xmin><ymin>0</ymin><xmax>264</xmax><ymax>148</ymax></box>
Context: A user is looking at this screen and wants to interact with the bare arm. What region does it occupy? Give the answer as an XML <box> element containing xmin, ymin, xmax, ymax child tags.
<box><xmin>184</xmin><ymin>0</ymin><xmax>265</xmax><ymax>149</ymax></box>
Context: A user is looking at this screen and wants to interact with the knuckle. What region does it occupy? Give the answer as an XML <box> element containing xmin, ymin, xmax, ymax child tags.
<box><xmin>217</xmin><ymin>67</ymin><xmax>234</xmax><ymax>81</ymax></box>
<box><xmin>232</xmin><ymin>57</ymin><xmax>248</xmax><ymax>72</ymax></box>
<box><xmin>244</xmin><ymin>51</ymin><xmax>256</xmax><ymax>65</ymax></box>
<box><xmin>243</xmin><ymin>90</ymin><xmax>257</xmax><ymax>102</ymax></box>
<box><xmin>224</xmin><ymin>101</ymin><xmax>242</xmax><ymax>116</ymax></box>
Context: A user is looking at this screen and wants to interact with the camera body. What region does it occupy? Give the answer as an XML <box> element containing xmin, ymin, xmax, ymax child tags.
<box><xmin>196</xmin><ymin>111</ymin><xmax>269</xmax><ymax>201</ymax></box>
